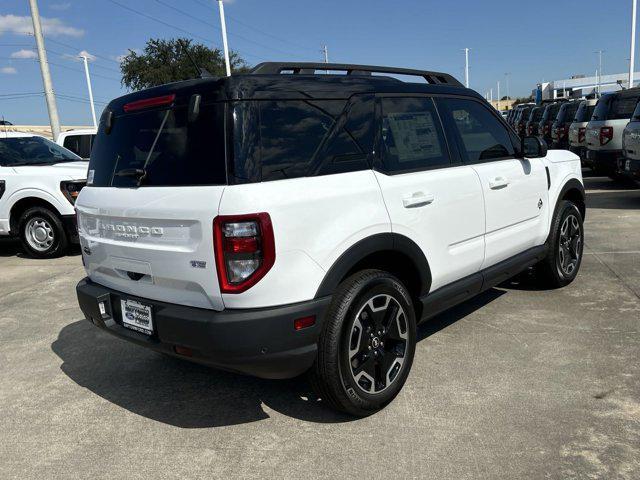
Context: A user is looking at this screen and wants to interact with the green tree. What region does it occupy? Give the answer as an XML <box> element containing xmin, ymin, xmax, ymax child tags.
<box><xmin>120</xmin><ymin>38</ymin><xmax>249</xmax><ymax>91</ymax></box>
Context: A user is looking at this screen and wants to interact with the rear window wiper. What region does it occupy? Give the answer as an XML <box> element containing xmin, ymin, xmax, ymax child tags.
<box><xmin>114</xmin><ymin>168</ymin><xmax>146</xmax><ymax>178</ymax></box>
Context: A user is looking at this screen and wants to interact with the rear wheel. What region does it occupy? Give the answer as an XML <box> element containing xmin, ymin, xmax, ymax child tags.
<box><xmin>18</xmin><ymin>207</ymin><xmax>68</xmax><ymax>259</ymax></box>
<box><xmin>311</xmin><ymin>270</ymin><xmax>417</xmax><ymax>417</ymax></box>
<box><xmin>536</xmin><ymin>200</ymin><xmax>584</xmax><ymax>288</ymax></box>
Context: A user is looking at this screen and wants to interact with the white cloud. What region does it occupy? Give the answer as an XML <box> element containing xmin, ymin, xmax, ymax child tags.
<box><xmin>50</xmin><ymin>2</ymin><xmax>72</xmax><ymax>11</ymax></box>
<box><xmin>0</xmin><ymin>14</ymin><xmax>84</xmax><ymax>37</ymax></box>
<box><xmin>63</xmin><ymin>49</ymin><xmax>96</xmax><ymax>62</ymax></box>
<box><xmin>1</xmin><ymin>66</ymin><xmax>17</xmax><ymax>74</ymax></box>
<box><xmin>10</xmin><ymin>48</ymin><xmax>37</xmax><ymax>59</ymax></box>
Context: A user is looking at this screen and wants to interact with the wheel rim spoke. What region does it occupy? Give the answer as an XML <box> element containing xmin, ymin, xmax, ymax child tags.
<box><xmin>557</xmin><ymin>214</ymin><xmax>582</xmax><ymax>276</ymax></box>
<box><xmin>348</xmin><ymin>294</ymin><xmax>408</xmax><ymax>394</ymax></box>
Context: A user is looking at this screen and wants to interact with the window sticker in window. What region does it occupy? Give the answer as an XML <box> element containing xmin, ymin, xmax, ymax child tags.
<box><xmin>384</xmin><ymin>111</ymin><xmax>442</xmax><ymax>163</ymax></box>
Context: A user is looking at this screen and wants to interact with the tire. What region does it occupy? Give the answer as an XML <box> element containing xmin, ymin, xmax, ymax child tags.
<box><xmin>310</xmin><ymin>269</ymin><xmax>417</xmax><ymax>417</ymax></box>
<box><xmin>18</xmin><ymin>206</ymin><xmax>69</xmax><ymax>259</ymax></box>
<box><xmin>536</xmin><ymin>200</ymin><xmax>584</xmax><ymax>288</ymax></box>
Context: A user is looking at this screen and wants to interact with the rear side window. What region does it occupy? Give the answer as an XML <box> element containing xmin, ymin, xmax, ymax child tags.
<box><xmin>557</xmin><ymin>103</ymin><xmax>579</xmax><ymax>124</ymax></box>
<box><xmin>231</xmin><ymin>97</ymin><xmax>373</xmax><ymax>183</ymax></box>
<box><xmin>380</xmin><ymin>97</ymin><xmax>450</xmax><ymax>172</ymax></box>
<box><xmin>63</xmin><ymin>134</ymin><xmax>94</xmax><ymax>158</ymax></box>
<box><xmin>437</xmin><ymin>97</ymin><xmax>515</xmax><ymax>163</ymax></box>
<box><xmin>531</xmin><ymin>108</ymin><xmax>544</xmax><ymax>121</ymax></box>
<box><xmin>89</xmin><ymin>104</ymin><xmax>226</xmax><ymax>187</ymax></box>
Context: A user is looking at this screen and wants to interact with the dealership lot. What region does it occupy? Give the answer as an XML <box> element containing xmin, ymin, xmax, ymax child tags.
<box><xmin>0</xmin><ymin>175</ymin><xmax>639</xmax><ymax>479</ymax></box>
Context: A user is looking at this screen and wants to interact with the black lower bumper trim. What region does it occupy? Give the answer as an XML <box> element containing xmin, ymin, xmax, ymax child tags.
<box><xmin>76</xmin><ymin>278</ymin><xmax>331</xmax><ymax>379</ymax></box>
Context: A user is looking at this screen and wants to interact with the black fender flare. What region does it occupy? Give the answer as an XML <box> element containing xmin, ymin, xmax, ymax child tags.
<box><xmin>554</xmin><ymin>178</ymin><xmax>586</xmax><ymax>219</ymax></box>
<box><xmin>314</xmin><ymin>233</ymin><xmax>432</xmax><ymax>298</ymax></box>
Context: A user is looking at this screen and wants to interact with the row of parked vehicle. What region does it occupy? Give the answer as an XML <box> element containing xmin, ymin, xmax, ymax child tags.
<box><xmin>505</xmin><ymin>89</ymin><xmax>640</xmax><ymax>183</ymax></box>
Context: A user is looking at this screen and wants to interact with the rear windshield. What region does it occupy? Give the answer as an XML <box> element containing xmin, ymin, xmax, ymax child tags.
<box><xmin>592</xmin><ymin>93</ymin><xmax>640</xmax><ymax>121</ymax></box>
<box><xmin>541</xmin><ymin>103</ymin><xmax>561</xmax><ymax>123</ymax></box>
<box><xmin>631</xmin><ymin>101</ymin><xmax>640</xmax><ymax>121</ymax></box>
<box><xmin>530</xmin><ymin>107</ymin><xmax>544</xmax><ymax>121</ymax></box>
<box><xmin>89</xmin><ymin>103</ymin><xmax>226</xmax><ymax>187</ymax></box>
<box><xmin>556</xmin><ymin>102</ymin><xmax>580</xmax><ymax>124</ymax></box>
<box><xmin>63</xmin><ymin>134</ymin><xmax>95</xmax><ymax>159</ymax></box>
<box><xmin>574</xmin><ymin>102</ymin><xmax>595</xmax><ymax>122</ymax></box>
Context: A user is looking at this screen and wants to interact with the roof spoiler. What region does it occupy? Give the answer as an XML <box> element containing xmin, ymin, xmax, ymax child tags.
<box><xmin>250</xmin><ymin>62</ymin><xmax>464</xmax><ymax>87</ymax></box>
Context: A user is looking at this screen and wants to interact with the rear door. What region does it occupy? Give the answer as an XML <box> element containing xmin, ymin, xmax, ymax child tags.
<box><xmin>372</xmin><ymin>96</ymin><xmax>485</xmax><ymax>292</ymax></box>
<box><xmin>437</xmin><ymin>97</ymin><xmax>549</xmax><ymax>268</ymax></box>
<box><xmin>76</xmin><ymin>99</ymin><xmax>228</xmax><ymax>310</ymax></box>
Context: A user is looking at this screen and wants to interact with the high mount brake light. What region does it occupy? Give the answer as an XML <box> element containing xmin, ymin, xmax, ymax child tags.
<box><xmin>123</xmin><ymin>94</ymin><xmax>176</xmax><ymax>113</ymax></box>
<box><xmin>213</xmin><ymin>213</ymin><xmax>275</xmax><ymax>294</ymax></box>
<box><xmin>600</xmin><ymin>126</ymin><xmax>614</xmax><ymax>146</ymax></box>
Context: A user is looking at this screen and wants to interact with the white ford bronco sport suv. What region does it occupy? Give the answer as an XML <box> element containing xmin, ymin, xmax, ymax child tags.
<box><xmin>0</xmin><ymin>132</ymin><xmax>87</xmax><ymax>257</ymax></box>
<box><xmin>75</xmin><ymin>63</ymin><xmax>585</xmax><ymax>416</ymax></box>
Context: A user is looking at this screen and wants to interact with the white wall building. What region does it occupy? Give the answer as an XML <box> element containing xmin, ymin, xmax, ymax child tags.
<box><xmin>538</xmin><ymin>72</ymin><xmax>640</xmax><ymax>101</ymax></box>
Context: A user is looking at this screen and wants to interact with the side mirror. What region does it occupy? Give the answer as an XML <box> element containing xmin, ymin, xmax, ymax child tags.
<box><xmin>522</xmin><ymin>135</ymin><xmax>547</xmax><ymax>158</ymax></box>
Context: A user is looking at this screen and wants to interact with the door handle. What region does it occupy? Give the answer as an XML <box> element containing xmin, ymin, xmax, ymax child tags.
<box><xmin>402</xmin><ymin>192</ymin><xmax>435</xmax><ymax>208</ymax></box>
<box><xmin>489</xmin><ymin>176</ymin><xmax>509</xmax><ymax>190</ymax></box>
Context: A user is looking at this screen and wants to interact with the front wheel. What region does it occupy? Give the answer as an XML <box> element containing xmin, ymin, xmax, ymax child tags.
<box><xmin>536</xmin><ymin>200</ymin><xmax>584</xmax><ymax>288</ymax></box>
<box><xmin>310</xmin><ymin>270</ymin><xmax>417</xmax><ymax>417</ymax></box>
<box><xmin>18</xmin><ymin>207</ymin><xmax>69</xmax><ymax>259</ymax></box>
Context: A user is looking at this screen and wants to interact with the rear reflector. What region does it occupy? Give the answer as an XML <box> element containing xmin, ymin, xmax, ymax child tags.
<box><xmin>174</xmin><ymin>346</ymin><xmax>193</xmax><ymax>357</ymax></box>
<box><xmin>123</xmin><ymin>94</ymin><xmax>176</xmax><ymax>112</ymax></box>
<box><xmin>294</xmin><ymin>316</ymin><xmax>316</xmax><ymax>331</ymax></box>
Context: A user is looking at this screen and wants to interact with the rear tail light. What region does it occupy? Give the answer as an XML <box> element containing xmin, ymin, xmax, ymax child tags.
<box><xmin>527</xmin><ymin>125</ymin><xmax>533</xmax><ymax>135</ymax></box>
<box><xmin>578</xmin><ymin>128</ymin><xmax>586</xmax><ymax>143</ymax></box>
<box><xmin>543</xmin><ymin>124</ymin><xmax>550</xmax><ymax>135</ymax></box>
<box><xmin>600</xmin><ymin>126</ymin><xmax>613</xmax><ymax>145</ymax></box>
<box><xmin>123</xmin><ymin>94</ymin><xmax>176</xmax><ymax>113</ymax></box>
<box><xmin>556</xmin><ymin>125</ymin><xmax>568</xmax><ymax>139</ymax></box>
<box><xmin>213</xmin><ymin>213</ymin><xmax>275</xmax><ymax>293</ymax></box>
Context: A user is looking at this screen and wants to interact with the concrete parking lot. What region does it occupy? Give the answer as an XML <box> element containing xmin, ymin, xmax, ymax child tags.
<box><xmin>1</xmin><ymin>175</ymin><xmax>639</xmax><ymax>479</ymax></box>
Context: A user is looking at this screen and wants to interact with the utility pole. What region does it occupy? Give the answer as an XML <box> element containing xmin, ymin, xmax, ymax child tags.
<box><xmin>490</xmin><ymin>88</ymin><xmax>493</xmax><ymax>103</ymax></box>
<box><xmin>217</xmin><ymin>0</ymin><xmax>231</xmax><ymax>76</ymax></box>
<box><xmin>630</xmin><ymin>0</ymin><xmax>637</xmax><ymax>88</ymax></box>
<box><xmin>322</xmin><ymin>45</ymin><xmax>329</xmax><ymax>63</ymax></box>
<box><xmin>28</xmin><ymin>0</ymin><xmax>60</xmax><ymax>141</ymax></box>
<box><xmin>463</xmin><ymin>48</ymin><xmax>470</xmax><ymax>88</ymax></box>
<box><xmin>80</xmin><ymin>54</ymin><xmax>97</xmax><ymax>129</ymax></box>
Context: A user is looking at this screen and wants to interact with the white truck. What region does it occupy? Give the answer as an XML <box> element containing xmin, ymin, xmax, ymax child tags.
<box><xmin>0</xmin><ymin>132</ymin><xmax>87</xmax><ymax>257</ymax></box>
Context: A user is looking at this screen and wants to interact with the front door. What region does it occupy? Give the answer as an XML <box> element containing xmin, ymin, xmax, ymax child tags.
<box><xmin>436</xmin><ymin>97</ymin><xmax>549</xmax><ymax>268</ymax></box>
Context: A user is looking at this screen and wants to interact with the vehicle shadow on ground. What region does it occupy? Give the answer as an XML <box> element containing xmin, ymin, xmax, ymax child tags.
<box><xmin>0</xmin><ymin>238</ymin><xmax>81</xmax><ymax>258</ymax></box>
<box><xmin>51</xmin><ymin>289</ymin><xmax>504</xmax><ymax>428</ymax></box>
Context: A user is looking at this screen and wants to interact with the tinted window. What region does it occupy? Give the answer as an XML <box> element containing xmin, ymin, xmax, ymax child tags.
<box><xmin>437</xmin><ymin>97</ymin><xmax>514</xmax><ymax>163</ymax></box>
<box><xmin>556</xmin><ymin>102</ymin><xmax>580</xmax><ymax>124</ymax></box>
<box><xmin>591</xmin><ymin>94</ymin><xmax>613</xmax><ymax>121</ymax></box>
<box><xmin>632</xmin><ymin>101</ymin><xmax>640</xmax><ymax>121</ymax></box>
<box><xmin>256</xmin><ymin>99</ymin><xmax>368</xmax><ymax>181</ymax></box>
<box><xmin>541</xmin><ymin>103</ymin><xmax>562</xmax><ymax>123</ymax></box>
<box><xmin>609</xmin><ymin>95</ymin><xmax>640</xmax><ymax>120</ymax></box>
<box><xmin>63</xmin><ymin>134</ymin><xmax>94</xmax><ymax>159</ymax></box>
<box><xmin>0</xmin><ymin>136</ymin><xmax>80</xmax><ymax>166</ymax></box>
<box><xmin>531</xmin><ymin>107</ymin><xmax>544</xmax><ymax>121</ymax></box>
<box><xmin>89</xmin><ymin>104</ymin><xmax>226</xmax><ymax>187</ymax></box>
<box><xmin>380</xmin><ymin>97</ymin><xmax>449</xmax><ymax>172</ymax></box>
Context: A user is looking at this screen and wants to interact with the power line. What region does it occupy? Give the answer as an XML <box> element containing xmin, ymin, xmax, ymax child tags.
<box><xmin>185</xmin><ymin>0</ymin><xmax>317</xmax><ymax>53</ymax></box>
<box><xmin>44</xmin><ymin>36</ymin><xmax>121</xmax><ymax>65</ymax></box>
<box><xmin>154</xmin><ymin>0</ymin><xmax>300</xmax><ymax>58</ymax></box>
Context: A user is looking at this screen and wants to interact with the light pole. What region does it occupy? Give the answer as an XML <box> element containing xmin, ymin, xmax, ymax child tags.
<box><xmin>217</xmin><ymin>0</ymin><xmax>231</xmax><ymax>76</ymax></box>
<box><xmin>80</xmin><ymin>54</ymin><xmax>97</xmax><ymax>129</ymax></box>
<box><xmin>322</xmin><ymin>45</ymin><xmax>329</xmax><ymax>63</ymax></box>
<box><xmin>505</xmin><ymin>72</ymin><xmax>511</xmax><ymax>102</ymax></box>
<box><xmin>463</xmin><ymin>48</ymin><xmax>470</xmax><ymax>88</ymax></box>
<box><xmin>595</xmin><ymin>50</ymin><xmax>604</xmax><ymax>94</ymax></box>
<box><xmin>497</xmin><ymin>80</ymin><xmax>501</xmax><ymax>102</ymax></box>
<box><xmin>630</xmin><ymin>0</ymin><xmax>637</xmax><ymax>88</ymax></box>
<box><xmin>28</xmin><ymin>0</ymin><xmax>60</xmax><ymax>141</ymax></box>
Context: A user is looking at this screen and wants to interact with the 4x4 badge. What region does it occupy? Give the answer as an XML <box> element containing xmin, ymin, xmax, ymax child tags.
<box><xmin>538</xmin><ymin>199</ymin><xmax>543</xmax><ymax>209</ymax></box>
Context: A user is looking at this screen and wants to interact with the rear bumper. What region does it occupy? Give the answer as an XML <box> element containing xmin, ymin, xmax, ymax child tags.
<box><xmin>585</xmin><ymin>149</ymin><xmax>623</xmax><ymax>171</ymax></box>
<box><xmin>76</xmin><ymin>278</ymin><xmax>331</xmax><ymax>379</ymax></box>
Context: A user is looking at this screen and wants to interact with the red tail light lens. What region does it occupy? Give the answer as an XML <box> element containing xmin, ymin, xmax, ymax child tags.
<box><xmin>600</xmin><ymin>127</ymin><xmax>613</xmax><ymax>145</ymax></box>
<box><xmin>527</xmin><ymin>125</ymin><xmax>533</xmax><ymax>135</ymax></box>
<box><xmin>578</xmin><ymin>128</ymin><xmax>586</xmax><ymax>143</ymax></box>
<box><xmin>543</xmin><ymin>124</ymin><xmax>550</xmax><ymax>135</ymax></box>
<box><xmin>123</xmin><ymin>94</ymin><xmax>176</xmax><ymax>112</ymax></box>
<box><xmin>213</xmin><ymin>213</ymin><xmax>275</xmax><ymax>293</ymax></box>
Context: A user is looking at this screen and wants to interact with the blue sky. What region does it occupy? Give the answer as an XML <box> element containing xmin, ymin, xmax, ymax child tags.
<box><xmin>0</xmin><ymin>0</ymin><xmax>636</xmax><ymax>125</ymax></box>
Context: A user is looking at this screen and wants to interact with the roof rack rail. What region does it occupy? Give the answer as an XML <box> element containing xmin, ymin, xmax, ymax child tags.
<box><xmin>250</xmin><ymin>62</ymin><xmax>464</xmax><ymax>87</ymax></box>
